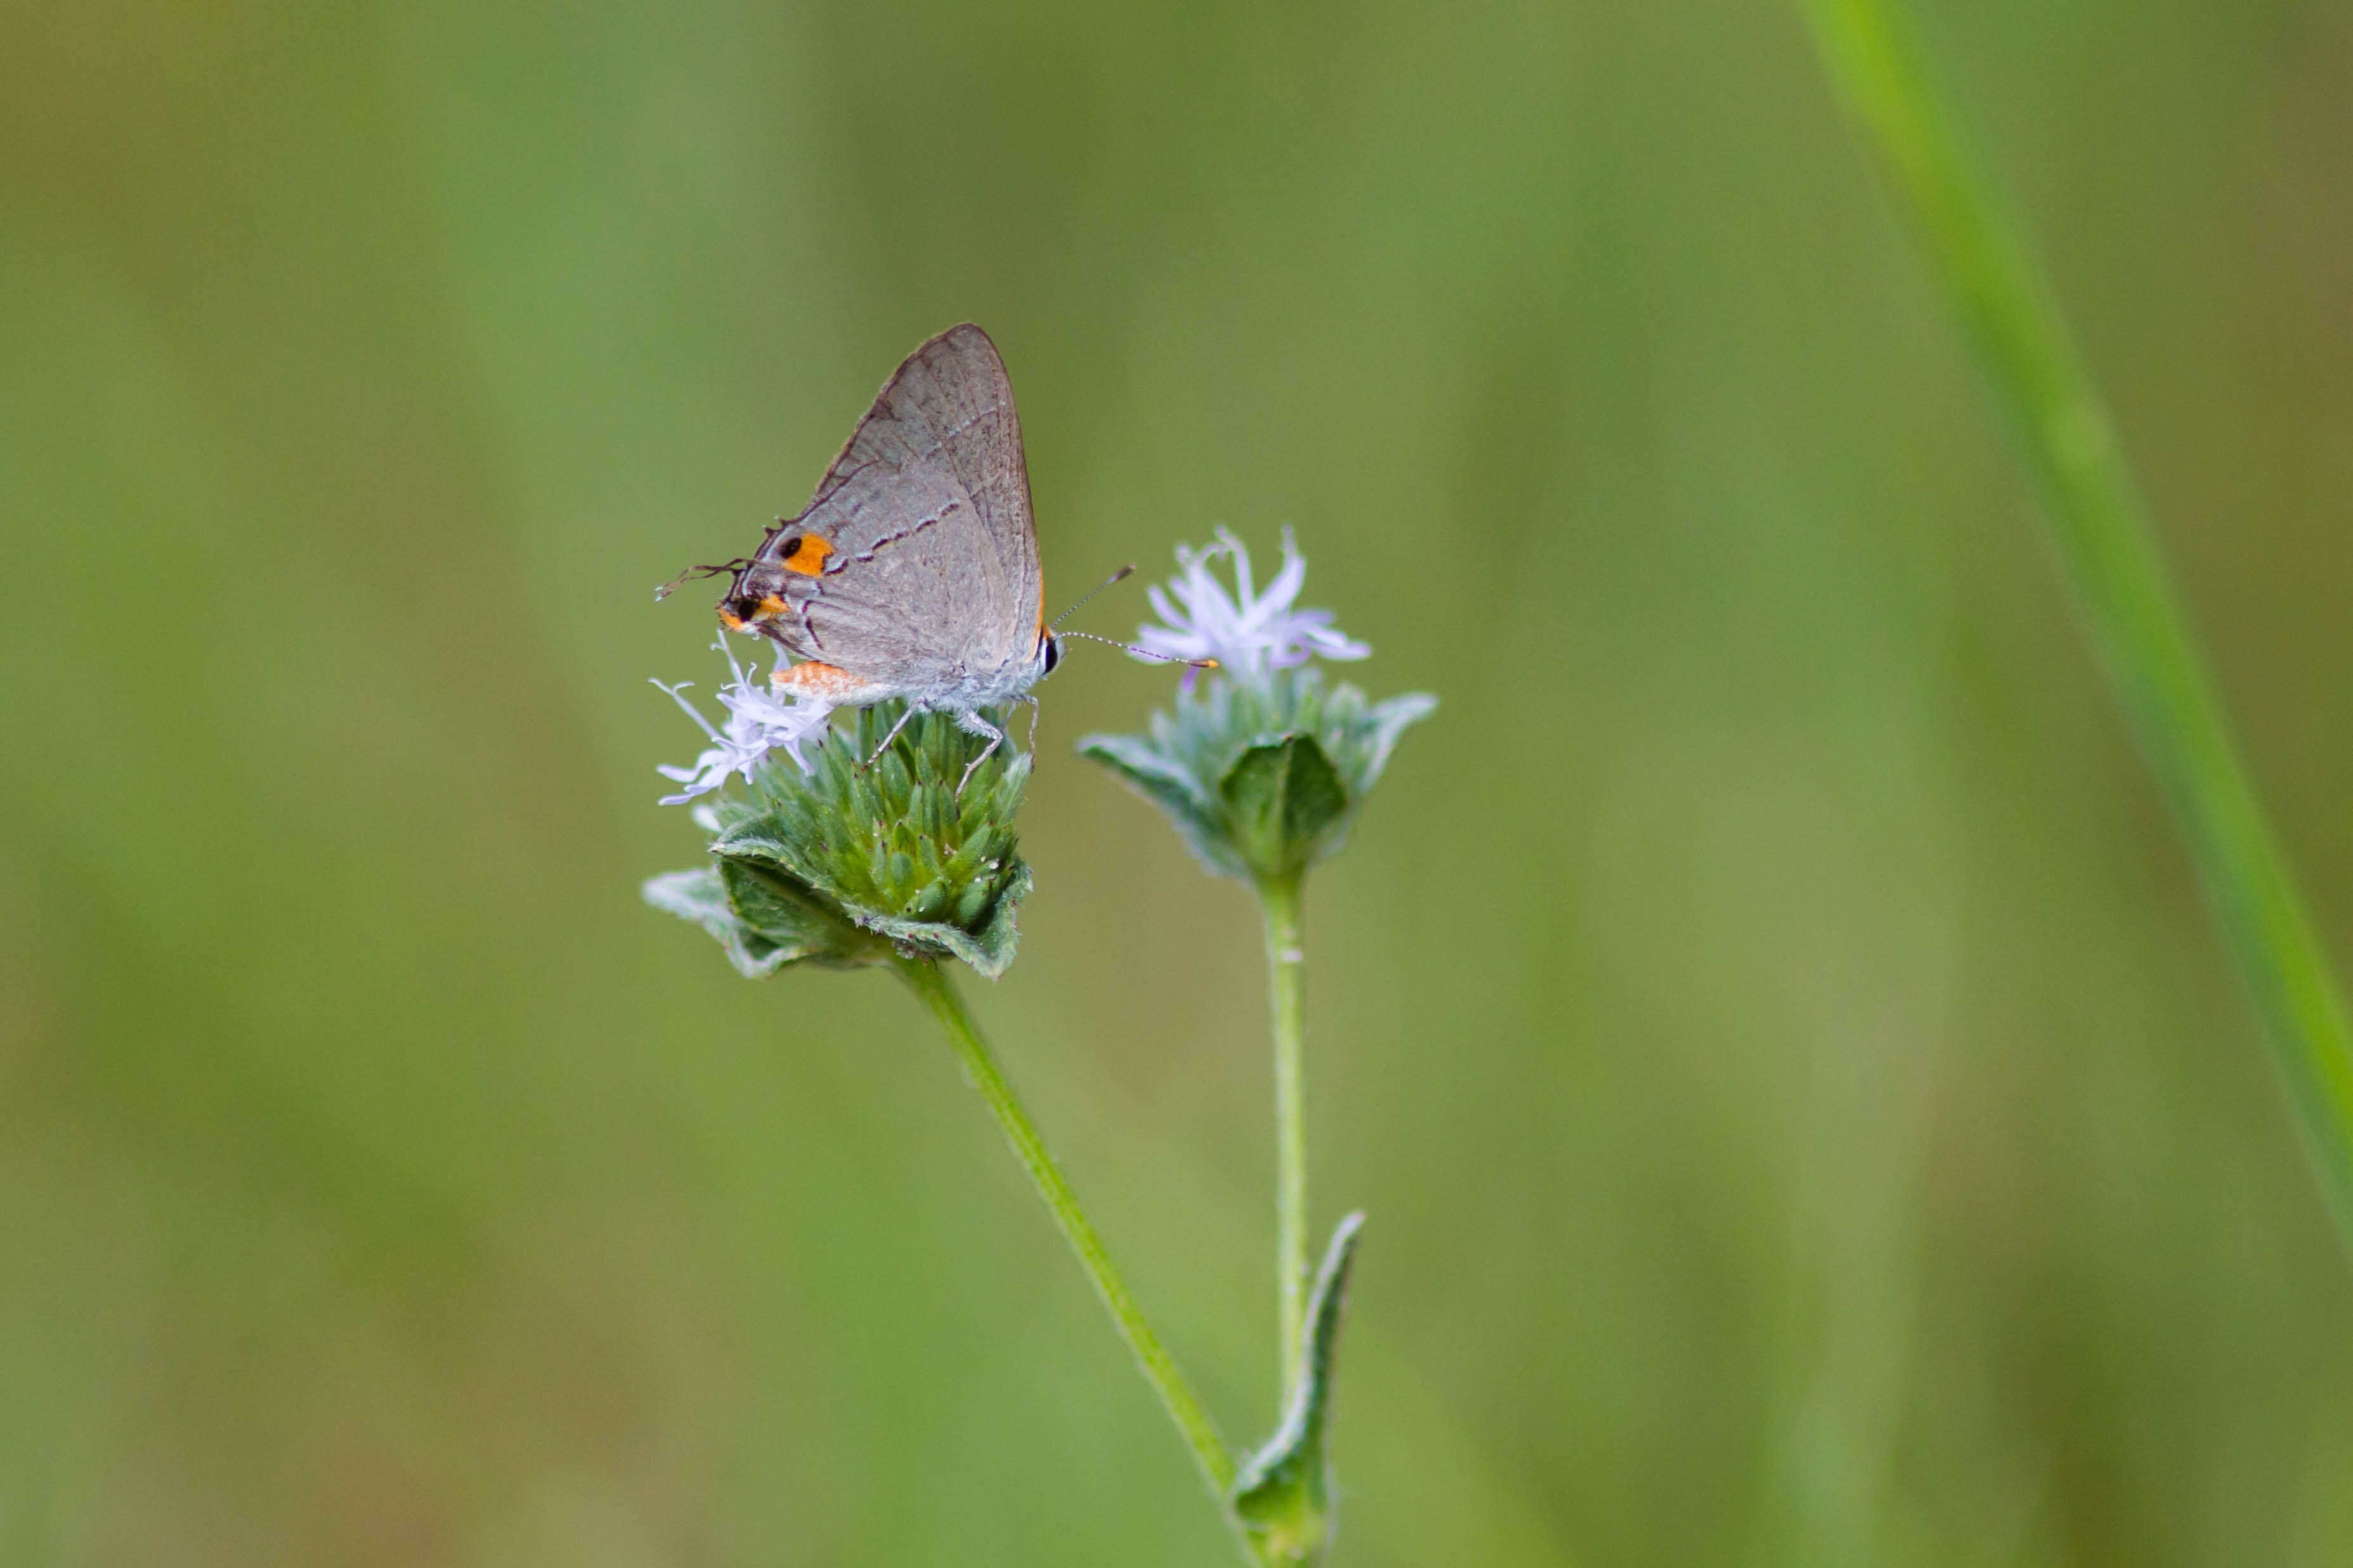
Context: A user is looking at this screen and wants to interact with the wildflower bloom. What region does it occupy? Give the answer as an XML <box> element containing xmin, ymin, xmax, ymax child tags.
<box><xmin>655</xmin><ymin>642</ymin><xmax>835</xmax><ymax>803</ymax></box>
<box><xmin>1083</xmin><ymin>528</ymin><xmax>1434</xmax><ymax>882</ymax></box>
<box><xmin>1135</xmin><ymin>526</ymin><xmax>1369</xmax><ymax>684</ymax></box>
<box><xmin>646</xmin><ymin>700</ymin><xmax>1036</xmax><ymax>978</ymax></box>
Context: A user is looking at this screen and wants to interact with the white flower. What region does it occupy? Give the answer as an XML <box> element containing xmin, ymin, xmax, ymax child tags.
<box><xmin>1135</xmin><ymin>526</ymin><xmax>1369</xmax><ymax>684</ymax></box>
<box><xmin>654</xmin><ymin>642</ymin><xmax>835</xmax><ymax>803</ymax></box>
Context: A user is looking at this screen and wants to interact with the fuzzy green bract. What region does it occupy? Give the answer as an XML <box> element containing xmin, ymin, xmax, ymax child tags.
<box><xmin>1079</xmin><ymin>668</ymin><xmax>1435</xmax><ymax>881</ymax></box>
<box><xmin>1232</xmin><ymin>1214</ymin><xmax>1366</xmax><ymax>1566</ymax></box>
<box><xmin>643</xmin><ymin>701</ymin><xmax>1033</xmax><ymax>979</ymax></box>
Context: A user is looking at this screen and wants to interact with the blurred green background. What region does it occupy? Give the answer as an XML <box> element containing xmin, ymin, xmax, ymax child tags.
<box><xmin>6</xmin><ymin>0</ymin><xmax>2353</xmax><ymax>1560</ymax></box>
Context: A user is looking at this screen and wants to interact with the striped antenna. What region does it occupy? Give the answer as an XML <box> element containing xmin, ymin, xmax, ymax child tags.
<box><xmin>1059</xmin><ymin>631</ymin><xmax>1216</xmax><ymax>669</ymax></box>
<box><xmin>653</xmin><ymin>557</ymin><xmax>751</xmax><ymax>601</ymax></box>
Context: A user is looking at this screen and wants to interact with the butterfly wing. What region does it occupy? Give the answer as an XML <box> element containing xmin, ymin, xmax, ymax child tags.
<box><xmin>751</xmin><ymin>325</ymin><xmax>1041</xmax><ymax>689</ymax></box>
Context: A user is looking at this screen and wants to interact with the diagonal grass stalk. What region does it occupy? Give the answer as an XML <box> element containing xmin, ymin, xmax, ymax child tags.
<box><xmin>889</xmin><ymin>955</ymin><xmax>1256</xmax><ymax>1559</ymax></box>
<box><xmin>1798</xmin><ymin>0</ymin><xmax>2353</xmax><ymax>1252</ymax></box>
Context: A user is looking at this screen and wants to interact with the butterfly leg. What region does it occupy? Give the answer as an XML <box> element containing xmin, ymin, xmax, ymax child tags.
<box><xmin>861</xmin><ymin>703</ymin><xmax>923</xmax><ymax>772</ymax></box>
<box><xmin>1021</xmin><ymin>694</ymin><xmax>1041</xmax><ymax>757</ymax></box>
<box><xmin>953</xmin><ymin>709</ymin><xmax>1005</xmax><ymax>796</ymax></box>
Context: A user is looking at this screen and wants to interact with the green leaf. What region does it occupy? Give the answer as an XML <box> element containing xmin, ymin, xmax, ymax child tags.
<box><xmin>1076</xmin><ymin>731</ymin><xmax>1243</xmax><ymax>878</ymax></box>
<box><xmin>1220</xmin><ymin>734</ymin><xmax>1350</xmax><ymax>878</ymax></box>
<box><xmin>705</xmin><ymin>820</ymin><xmax>829</xmax><ymax>895</ymax></box>
<box><xmin>1344</xmin><ymin>691</ymin><xmax>1438</xmax><ymax>796</ymax></box>
<box><xmin>1233</xmin><ymin>1212</ymin><xmax>1366</xmax><ymax>1565</ymax></box>
<box><xmin>643</xmin><ymin>867</ymin><xmax>767</xmax><ymax>969</ymax></box>
<box><xmin>720</xmin><ymin>860</ymin><xmax>892</xmax><ymax>970</ymax></box>
<box><xmin>642</xmin><ymin>864</ymin><xmax>887</xmax><ymax>976</ymax></box>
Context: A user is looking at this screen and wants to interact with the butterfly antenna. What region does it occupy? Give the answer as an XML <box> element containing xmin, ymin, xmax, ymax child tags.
<box><xmin>1051</xmin><ymin>564</ymin><xmax>1137</xmax><ymax>629</ymax></box>
<box><xmin>1057</xmin><ymin>631</ymin><xmax>1217</xmax><ymax>669</ymax></box>
<box><xmin>653</xmin><ymin>558</ymin><xmax>752</xmax><ymax>601</ymax></box>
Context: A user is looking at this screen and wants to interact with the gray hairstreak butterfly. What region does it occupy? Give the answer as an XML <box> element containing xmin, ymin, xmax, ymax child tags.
<box><xmin>663</xmin><ymin>324</ymin><xmax>1197</xmax><ymax>789</ymax></box>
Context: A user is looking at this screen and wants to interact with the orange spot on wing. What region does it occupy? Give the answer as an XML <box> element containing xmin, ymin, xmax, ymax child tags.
<box><xmin>781</xmin><ymin>534</ymin><xmax>832</xmax><ymax>575</ymax></box>
<box><xmin>755</xmin><ymin>594</ymin><xmax>790</xmax><ymax>618</ymax></box>
<box><xmin>770</xmin><ymin>661</ymin><xmax>866</xmax><ymax>699</ymax></box>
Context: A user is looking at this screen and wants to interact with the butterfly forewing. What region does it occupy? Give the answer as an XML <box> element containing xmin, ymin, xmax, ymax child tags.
<box><xmin>754</xmin><ymin>325</ymin><xmax>1040</xmax><ymax>685</ymax></box>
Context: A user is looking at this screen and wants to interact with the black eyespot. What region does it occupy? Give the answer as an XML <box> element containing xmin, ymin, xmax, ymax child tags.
<box><xmin>778</xmin><ymin>534</ymin><xmax>802</xmax><ymax>559</ymax></box>
<box><xmin>1041</xmin><ymin>635</ymin><xmax>1061</xmax><ymax>674</ymax></box>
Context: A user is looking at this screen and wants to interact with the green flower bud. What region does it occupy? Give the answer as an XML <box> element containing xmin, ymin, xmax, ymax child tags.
<box><xmin>645</xmin><ymin>701</ymin><xmax>1033</xmax><ymax>978</ymax></box>
<box><xmin>1079</xmin><ymin>666</ymin><xmax>1435</xmax><ymax>882</ymax></box>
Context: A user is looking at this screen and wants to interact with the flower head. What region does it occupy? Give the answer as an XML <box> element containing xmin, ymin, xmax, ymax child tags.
<box><xmin>1135</xmin><ymin>527</ymin><xmax>1368</xmax><ymax>685</ymax></box>
<box><xmin>1085</xmin><ymin>526</ymin><xmax>1432</xmax><ymax>883</ymax></box>
<box><xmin>646</xmin><ymin>700</ymin><xmax>1036</xmax><ymax>978</ymax></box>
<box><xmin>655</xmin><ymin>642</ymin><xmax>835</xmax><ymax>804</ymax></box>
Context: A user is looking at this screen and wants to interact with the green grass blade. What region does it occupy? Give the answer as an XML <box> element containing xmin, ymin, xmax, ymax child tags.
<box><xmin>1798</xmin><ymin>0</ymin><xmax>2353</xmax><ymax>1253</ymax></box>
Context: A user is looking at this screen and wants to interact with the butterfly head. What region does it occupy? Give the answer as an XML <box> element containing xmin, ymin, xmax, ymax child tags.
<box><xmin>715</xmin><ymin>573</ymin><xmax>788</xmax><ymax>633</ymax></box>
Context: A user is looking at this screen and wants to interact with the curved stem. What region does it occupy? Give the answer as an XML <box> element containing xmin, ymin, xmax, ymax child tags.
<box><xmin>1799</xmin><ymin>0</ymin><xmax>2353</xmax><ymax>1252</ymax></box>
<box><xmin>1256</xmin><ymin>872</ymin><xmax>1310</xmax><ymax>1397</ymax></box>
<box><xmin>890</xmin><ymin>955</ymin><xmax>1243</xmax><ymax>1510</ymax></box>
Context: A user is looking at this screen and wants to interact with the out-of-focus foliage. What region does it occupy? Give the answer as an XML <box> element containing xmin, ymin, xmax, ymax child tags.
<box><xmin>3</xmin><ymin>0</ymin><xmax>2352</xmax><ymax>1563</ymax></box>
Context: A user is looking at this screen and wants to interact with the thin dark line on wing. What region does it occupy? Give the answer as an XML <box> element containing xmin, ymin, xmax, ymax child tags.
<box><xmin>845</xmin><ymin>500</ymin><xmax>961</xmax><ymax>562</ymax></box>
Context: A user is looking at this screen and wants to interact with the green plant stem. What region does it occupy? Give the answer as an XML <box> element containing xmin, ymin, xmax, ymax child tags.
<box><xmin>890</xmin><ymin>956</ymin><xmax>1244</xmax><ymax>1517</ymax></box>
<box><xmin>1256</xmin><ymin>872</ymin><xmax>1310</xmax><ymax>1396</ymax></box>
<box><xmin>1799</xmin><ymin>0</ymin><xmax>2353</xmax><ymax>1251</ymax></box>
